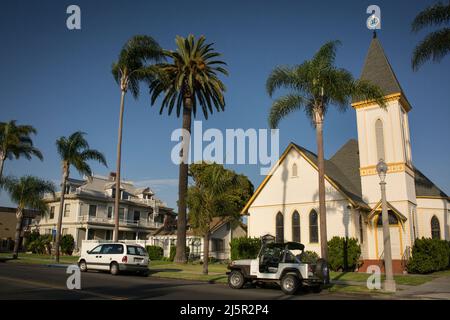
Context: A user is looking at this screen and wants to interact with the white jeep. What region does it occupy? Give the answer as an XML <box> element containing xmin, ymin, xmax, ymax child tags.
<box><xmin>227</xmin><ymin>241</ymin><xmax>329</xmax><ymax>295</ymax></box>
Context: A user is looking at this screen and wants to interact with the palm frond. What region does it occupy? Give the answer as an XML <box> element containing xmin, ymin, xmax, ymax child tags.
<box><xmin>412</xmin><ymin>2</ymin><xmax>450</xmax><ymax>32</ymax></box>
<box><xmin>412</xmin><ymin>27</ymin><xmax>450</xmax><ymax>70</ymax></box>
<box><xmin>268</xmin><ymin>94</ymin><xmax>307</xmax><ymax>129</ymax></box>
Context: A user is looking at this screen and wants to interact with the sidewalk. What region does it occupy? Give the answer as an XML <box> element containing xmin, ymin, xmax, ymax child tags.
<box><xmin>394</xmin><ymin>276</ymin><xmax>450</xmax><ymax>300</ymax></box>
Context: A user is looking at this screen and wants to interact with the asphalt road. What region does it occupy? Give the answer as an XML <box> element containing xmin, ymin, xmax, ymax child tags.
<box><xmin>0</xmin><ymin>263</ymin><xmax>379</xmax><ymax>300</ymax></box>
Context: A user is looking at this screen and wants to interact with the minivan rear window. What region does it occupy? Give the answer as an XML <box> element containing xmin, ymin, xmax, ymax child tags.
<box><xmin>127</xmin><ymin>245</ymin><xmax>147</xmax><ymax>256</ymax></box>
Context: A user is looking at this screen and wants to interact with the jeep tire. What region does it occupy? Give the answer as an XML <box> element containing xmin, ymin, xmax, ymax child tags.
<box><xmin>228</xmin><ymin>270</ymin><xmax>245</xmax><ymax>289</ymax></box>
<box><xmin>280</xmin><ymin>274</ymin><xmax>299</xmax><ymax>295</ymax></box>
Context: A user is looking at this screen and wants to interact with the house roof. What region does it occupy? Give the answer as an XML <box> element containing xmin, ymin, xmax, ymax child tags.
<box><xmin>241</xmin><ymin>139</ymin><xmax>449</xmax><ymax>214</ymax></box>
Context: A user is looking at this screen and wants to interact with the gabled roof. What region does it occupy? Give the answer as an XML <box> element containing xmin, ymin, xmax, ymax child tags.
<box><xmin>241</xmin><ymin>139</ymin><xmax>449</xmax><ymax>215</ymax></box>
<box><xmin>367</xmin><ymin>200</ymin><xmax>408</xmax><ymax>224</ymax></box>
<box><xmin>414</xmin><ymin>167</ymin><xmax>448</xmax><ymax>198</ymax></box>
<box><xmin>241</xmin><ymin>141</ymin><xmax>370</xmax><ymax>214</ymax></box>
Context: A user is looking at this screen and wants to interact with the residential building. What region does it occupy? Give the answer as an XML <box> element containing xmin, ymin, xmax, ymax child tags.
<box><xmin>0</xmin><ymin>206</ymin><xmax>39</xmax><ymax>252</ymax></box>
<box><xmin>243</xmin><ymin>35</ymin><xmax>449</xmax><ymax>273</ymax></box>
<box><xmin>32</xmin><ymin>172</ymin><xmax>175</xmax><ymax>253</ymax></box>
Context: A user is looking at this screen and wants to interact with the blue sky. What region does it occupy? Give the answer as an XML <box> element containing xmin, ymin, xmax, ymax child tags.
<box><xmin>1</xmin><ymin>0</ymin><xmax>449</xmax><ymax>209</ymax></box>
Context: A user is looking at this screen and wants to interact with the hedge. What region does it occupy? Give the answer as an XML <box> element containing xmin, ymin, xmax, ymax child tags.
<box><xmin>230</xmin><ymin>237</ymin><xmax>261</xmax><ymax>260</ymax></box>
<box><xmin>60</xmin><ymin>234</ymin><xmax>75</xmax><ymax>255</ymax></box>
<box><xmin>327</xmin><ymin>236</ymin><xmax>361</xmax><ymax>271</ymax></box>
<box><xmin>146</xmin><ymin>245</ymin><xmax>164</xmax><ymax>260</ymax></box>
<box><xmin>407</xmin><ymin>238</ymin><xmax>450</xmax><ymax>274</ymax></box>
<box><xmin>299</xmin><ymin>250</ymin><xmax>319</xmax><ymax>264</ymax></box>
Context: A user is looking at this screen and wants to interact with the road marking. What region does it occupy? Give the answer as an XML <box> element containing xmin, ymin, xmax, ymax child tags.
<box><xmin>0</xmin><ymin>275</ymin><xmax>128</xmax><ymax>300</ymax></box>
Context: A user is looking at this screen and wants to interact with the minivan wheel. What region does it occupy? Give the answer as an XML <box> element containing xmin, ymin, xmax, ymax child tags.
<box><xmin>110</xmin><ymin>262</ymin><xmax>119</xmax><ymax>275</ymax></box>
<box><xmin>79</xmin><ymin>260</ymin><xmax>87</xmax><ymax>272</ymax></box>
<box><xmin>280</xmin><ymin>274</ymin><xmax>299</xmax><ymax>295</ymax></box>
<box><xmin>228</xmin><ymin>270</ymin><xmax>245</xmax><ymax>289</ymax></box>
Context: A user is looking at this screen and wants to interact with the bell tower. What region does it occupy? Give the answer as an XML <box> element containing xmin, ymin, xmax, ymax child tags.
<box><xmin>352</xmin><ymin>34</ymin><xmax>416</xmax><ymax>207</ymax></box>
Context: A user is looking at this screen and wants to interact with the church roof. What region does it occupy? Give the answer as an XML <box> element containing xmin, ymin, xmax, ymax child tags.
<box><xmin>241</xmin><ymin>139</ymin><xmax>448</xmax><ymax>214</ymax></box>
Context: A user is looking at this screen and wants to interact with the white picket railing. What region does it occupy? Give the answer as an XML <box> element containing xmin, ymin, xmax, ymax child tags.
<box><xmin>77</xmin><ymin>215</ymin><xmax>162</xmax><ymax>228</ymax></box>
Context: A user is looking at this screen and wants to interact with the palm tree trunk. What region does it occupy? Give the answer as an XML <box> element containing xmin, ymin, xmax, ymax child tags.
<box><xmin>12</xmin><ymin>207</ymin><xmax>23</xmax><ymax>259</ymax></box>
<box><xmin>55</xmin><ymin>164</ymin><xmax>68</xmax><ymax>263</ymax></box>
<box><xmin>0</xmin><ymin>152</ymin><xmax>5</xmax><ymax>183</ymax></box>
<box><xmin>113</xmin><ymin>89</ymin><xmax>126</xmax><ymax>242</ymax></box>
<box><xmin>174</xmin><ymin>99</ymin><xmax>192</xmax><ymax>263</ymax></box>
<box><xmin>315</xmin><ymin>115</ymin><xmax>328</xmax><ymax>262</ymax></box>
<box><xmin>203</xmin><ymin>232</ymin><xmax>210</xmax><ymax>275</ymax></box>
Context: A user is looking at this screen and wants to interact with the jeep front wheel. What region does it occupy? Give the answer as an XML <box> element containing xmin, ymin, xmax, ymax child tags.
<box><xmin>280</xmin><ymin>274</ymin><xmax>299</xmax><ymax>295</ymax></box>
<box><xmin>228</xmin><ymin>270</ymin><xmax>245</xmax><ymax>289</ymax></box>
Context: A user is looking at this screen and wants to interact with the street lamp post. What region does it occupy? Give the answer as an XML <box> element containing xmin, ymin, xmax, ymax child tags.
<box><xmin>376</xmin><ymin>159</ymin><xmax>396</xmax><ymax>292</ymax></box>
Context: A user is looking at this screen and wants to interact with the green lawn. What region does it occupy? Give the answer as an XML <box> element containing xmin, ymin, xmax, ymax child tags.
<box><xmin>0</xmin><ymin>252</ymin><xmax>79</xmax><ymax>264</ymax></box>
<box><xmin>148</xmin><ymin>260</ymin><xmax>228</xmax><ymax>283</ymax></box>
<box><xmin>330</xmin><ymin>271</ymin><xmax>433</xmax><ymax>286</ymax></box>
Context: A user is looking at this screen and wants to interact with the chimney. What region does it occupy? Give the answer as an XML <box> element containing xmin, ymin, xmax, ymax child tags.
<box><xmin>109</xmin><ymin>172</ymin><xmax>117</xmax><ymax>181</ymax></box>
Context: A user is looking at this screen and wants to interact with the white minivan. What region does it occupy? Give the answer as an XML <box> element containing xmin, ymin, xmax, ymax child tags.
<box><xmin>78</xmin><ymin>243</ymin><xmax>149</xmax><ymax>276</ymax></box>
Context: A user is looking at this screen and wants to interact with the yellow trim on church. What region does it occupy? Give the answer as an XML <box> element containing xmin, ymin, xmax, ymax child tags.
<box><xmin>351</xmin><ymin>92</ymin><xmax>412</xmax><ymax>112</ymax></box>
<box><xmin>359</xmin><ymin>162</ymin><xmax>415</xmax><ymax>177</ymax></box>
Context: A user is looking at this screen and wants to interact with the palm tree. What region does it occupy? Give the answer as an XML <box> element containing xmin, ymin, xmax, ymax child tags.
<box><xmin>55</xmin><ymin>131</ymin><xmax>107</xmax><ymax>262</ymax></box>
<box><xmin>2</xmin><ymin>175</ymin><xmax>55</xmax><ymax>259</ymax></box>
<box><xmin>0</xmin><ymin>121</ymin><xmax>43</xmax><ymax>182</ymax></box>
<box><xmin>111</xmin><ymin>35</ymin><xmax>164</xmax><ymax>242</ymax></box>
<box><xmin>412</xmin><ymin>1</ymin><xmax>450</xmax><ymax>70</ymax></box>
<box><xmin>187</xmin><ymin>163</ymin><xmax>252</xmax><ymax>274</ymax></box>
<box><xmin>148</xmin><ymin>35</ymin><xmax>228</xmax><ymax>263</ymax></box>
<box><xmin>266</xmin><ymin>41</ymin><xmax>385</xmax><ymax>263</ymax></box>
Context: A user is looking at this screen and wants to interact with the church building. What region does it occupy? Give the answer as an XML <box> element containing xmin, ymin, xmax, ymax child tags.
<box><xmin>242</xmin><ymin>35</ymin><xmax>449</xmax><ymax>273</ymax></box>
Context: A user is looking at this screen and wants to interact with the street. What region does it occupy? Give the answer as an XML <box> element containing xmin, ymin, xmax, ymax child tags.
<box><xmin>0</xmin><ymin>263</ymin><xmax>381</xmax><ymax>300</ymax></box>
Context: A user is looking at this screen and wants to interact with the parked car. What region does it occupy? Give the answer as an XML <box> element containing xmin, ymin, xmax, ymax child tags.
<box><xmin>78</xmin><ymin>242</ymin><xmax>149</xmax><ymax>276</ymax></box>
<box><xmin>227</xmin><ymin>241</ymin><xmax>329</xmax><ymax>295</ymax></box>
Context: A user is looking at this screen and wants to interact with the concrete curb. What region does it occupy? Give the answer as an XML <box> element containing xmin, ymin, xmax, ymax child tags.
<box><xmin>46</xmin><ymin>264</ymin><xmax>73</xmax><ymax>269</ymax></box>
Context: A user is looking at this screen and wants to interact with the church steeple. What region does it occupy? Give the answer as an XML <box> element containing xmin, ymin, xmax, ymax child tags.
<box><xmin>359</xmin><ymin>36</ymin><xmax>404</xmax><ymax>98</ymax></box>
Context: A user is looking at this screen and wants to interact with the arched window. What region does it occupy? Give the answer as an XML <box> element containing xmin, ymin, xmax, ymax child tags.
<box><xmin>431</xmin><ymin>216</ymin><xmax>441</xmax><ymax>240</ymax></box>
<box><xmin>309</xmin><ymin>210</ymin><xmax>318</xmax><ymax>243</ymax></box>
<box><xmin>292</xmin><ymin>211</ymin><xmax>300</xmax><ymax>242</ymax></box>
<box><xmin>375</xmin><ymin>119</ymin><xmax>385</xmax><ymax>161</ymax></box>
<box><xmin>359</xmin><ymin>214</ymin><xmax>364</xmax><ymax>243</ymax></box>
<box><xmin>292</xmin><ymin>163</ymin><xmax>298</xmax><ymax>177</ymax></box>
<box><xmin>276</xmin><ymin>212</ymin><xmax>284</xmax><ymax>243</ymax></box>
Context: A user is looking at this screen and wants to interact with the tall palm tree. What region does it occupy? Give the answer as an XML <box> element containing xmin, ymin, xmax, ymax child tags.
<box><xmin>266</xmin><ymin>41</ymin><xmax>385</xmax><ymax>263</ymax></box>
<box><xmin>111</xmin><ymin>35</ymin><xmax>164</xmax><ymax>241</ymax></box>
<box><xmin>148</xmin><ymin>35</ymin><xmax>228</xmax><ymax>263</ymax></box>
<box><xmin>55</xmin><ymin>131</ymin><xmax>107</xmax><ymax>262</ymax></box>
<box><xmin>0</xmin><ymin>121</ymin><xmax>43</xmax><ymax>182</ymax></box>
<box><xmin>2</xmin><ymin>175</ymin><xmax>55</xmax><ymax>259</ymax></box>
<box><xmin>412</xmin><ymin>1</ymin><xmax>450</xmax><ymax>70</ymax></box>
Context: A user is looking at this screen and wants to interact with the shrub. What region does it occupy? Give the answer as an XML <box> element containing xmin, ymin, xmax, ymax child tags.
<box><xmin>407</xmin><ymin>238</ymin><xmax>450</xmax><ymax>274</ymax></box>
<box><xmin>26</xmin><ymin>231</ymin><xmax>41</xmax><ymax>251</ymax></box>
<box><xmin>28</xmin><ymin>234</ymin><xmax>53</xmax><ymax>254</ymax></box>
<box><xmin>146</xmin><ymin>245</ymin><xmax>164</xmax><ymax>260</ymax></box>
<box><xmin>230</xmin><ymin>237</ymin><xmax>261</xmax><ymax>260</ymax></box>
<box><xmin>327</xmin><ymin>236</ymin><xmax>361</xmax><ymax>272</ymax></box>
<box><xmin>170</xmin><ymin>246</ymin><xmax>190</xmax><ymax>261</ymax></box>
<box><xmin>299</xmin><ymin>250</ymin><xmax>319</xmax><ymax>264</ymax></box>
<box><xmin>60</xmin><ymin>234</ymin><xmax>75</xmax><ymax>255</ymax></box>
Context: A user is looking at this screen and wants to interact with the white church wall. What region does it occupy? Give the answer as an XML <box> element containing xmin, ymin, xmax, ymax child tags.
<box><xmin>416</xmin><ymin>198</ymin><xmax>449</xmax><ymax>240</ymax></box>
<box><xmin>360</xmin><ymin>172</ymin><xmax>416</xmax><ymax>205</ymax></box>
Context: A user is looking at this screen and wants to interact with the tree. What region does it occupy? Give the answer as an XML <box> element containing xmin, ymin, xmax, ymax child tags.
<box><xmin>0</xmin><ymin>121</ymin><xmax>43</xmax><ymax>182</ymax></box>
<box><xmin>186</xmin><ymin>163</ymin><xmax>253</xmax><ymax>274</ymax></box>
<box><xmin>148</xmin><ymin>35</ymin><xmax>228</xmax><ymax>263</ymax></box>
<box><xmin>411</xmin><ymin>1</ymin><xmax>450</xmax><ymax>70</ymax></box>
<box><xmin>55</xmin><ymin>131</ymin><xmax>107</xmax><ymax>262</ymax></box>
<box><xmin>266</xmin><ymin>41</ymin><xmax>385</xmax><ymax>262</ymax></box>
<box><xmin>2</xmin><ymin>175</ymin><xmax>55</xmax><ymax>259</ymax></box>
<box><xmin>111</xmin><ymin>35</ymin><xmax>164</xmax><ymax>241</ymax></box>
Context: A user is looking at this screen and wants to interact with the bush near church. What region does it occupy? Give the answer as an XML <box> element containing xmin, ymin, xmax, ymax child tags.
<box><xmin>299</xmin><ymin>250</ymin><xmax>319</xmax><ymax>264</ymax></box>
<box><xmin>407</xmin><ymin>238</ymin><xmax>450</xmax><ymax>274</ymax></box>
<box><xmin>327</xmin><ymin>236</ymin><xmax>361</xmax><ymax>272</ymax></box>
<box><xmin>146</xmin><ymin>245</ymin><xmax>164</xmax><ymax>260</ymax></box>
<box><xmin>27</xmin><ymin>234</ymin><xmax>53</xmax><ymax>254</ymax></box>
<box><xmin>230</xmin><ymin>237</ymin><xmax>261</xmax><ymax>260</ymax></box>
<box><xmin>60</xmin><ymin>234</ymin><xmax>75</xmax><ymax>255</ymax></box>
